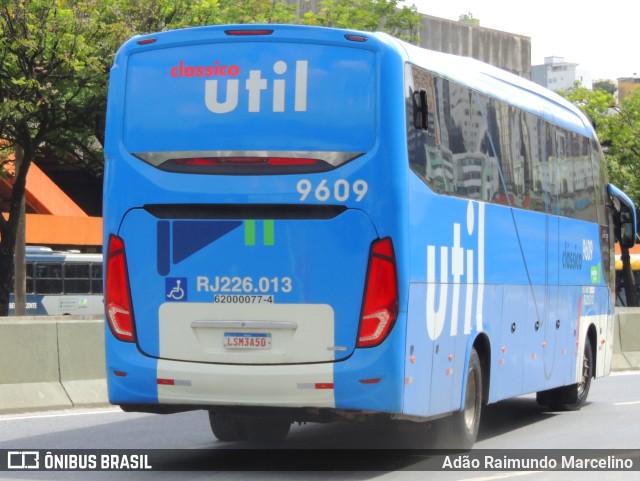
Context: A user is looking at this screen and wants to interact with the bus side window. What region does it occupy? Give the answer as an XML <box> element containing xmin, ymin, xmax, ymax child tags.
<box><xmin>35</xmin><ymin>262</ymin><xmax>63</xmax><ymax>294</ymax></box>
<box><xmin>26</xmin><ymin>262</ymin><xmax>34</xmax><ymax>294</ymax></box>
<box><xmin>64</xmin><ymin>263</ymin><xmax>91</xmax><ymax>294</ymax></box>
<box><xmin>91</xmin><ymin>263</ymin><xmax>103</xmax><ymax>294</ymax></box>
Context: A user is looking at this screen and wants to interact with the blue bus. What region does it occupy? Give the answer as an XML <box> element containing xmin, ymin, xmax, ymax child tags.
<box><xmin>103</xmin><ymin>25</ymin><xmax>636</xmax><ymax>447</ymax></box>
<box><xmin>10</xmin><ymin>247</ymin><xmax>103</xmax><ymax>316</ymax></box>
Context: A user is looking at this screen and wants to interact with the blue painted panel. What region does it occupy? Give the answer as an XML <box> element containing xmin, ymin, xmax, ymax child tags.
<box><xmin>492</xmin><ymin>285</ymin><xmax>525</xmax><ymax>401</ymax></box>
<box><xmin>555</xmin><ymin>286</ymin><xmax>581</xmax><ymax>385</ymax></box>
<box><xmin>9</xmin><ymin>295</ymin><xmax>48</xmax><ymax>316</ymax></box>
<box><xmin>403</xmin><ymin>284</ymin><xmax>434</xmax><ymax>416</ymax></box>
<box><xmin>123</xmin><ymin>43</ymin><xmax>376</xmax><ymax>154</ymax></box>
<box><xmin>558</xmin><ymin>218</ymin><xmax>606</xmax><ymax>288</ymax></box>
<box><xmin>119</xmin><ymin>208</ymin><xmax>377</xmax><ymax>360</ymax></box>
<box><xmin>510</xmin><ymin>210</ymin><xmax>550</xmax><ymax>285</ymax></box>
<box><xmin>104</xmin><ymin>328</ymin><xmax>158</xmax><ymax>404</ymax></box>
<box><xmin>333</xmin><ymin>314</ymin><xmax>406</xmax><ymax>413</ymax></box>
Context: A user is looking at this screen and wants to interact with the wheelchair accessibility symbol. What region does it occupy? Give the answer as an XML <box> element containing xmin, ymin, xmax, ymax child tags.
<box><xmin>166</xmin><ymin>277</ymin><xmax>187</xmax><ymax>302</ymax></box>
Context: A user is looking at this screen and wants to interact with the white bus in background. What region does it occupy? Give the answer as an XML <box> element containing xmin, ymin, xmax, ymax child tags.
<box><xmin>10</xmin><ymin>246</ymin><xmax>103</xmax><ymax>316</ymax></box>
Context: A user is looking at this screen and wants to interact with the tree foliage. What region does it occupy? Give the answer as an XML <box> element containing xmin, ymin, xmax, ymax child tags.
<box><xmin>0</xmin><ymin>0</ymin><xmax>111</xmax><ymax>315</ymax></box>
<box><xmin>593</xmin><ymin>80</ymin><xmax>616</xmax><ymax>96</ymax></box>
<box><xmin>0</xmin><ymin>0</ymin><xmax>421</xmax><ymax>315</ymax></box>
<box><xmin>304</xmin><ymin>0</ymin><xmax>420</xmax><ymax>42</ymax></box>
<box><xmin>559</xmin><ymin>82</ymin><xmax>640</xmax><ymax>203</ymax></box>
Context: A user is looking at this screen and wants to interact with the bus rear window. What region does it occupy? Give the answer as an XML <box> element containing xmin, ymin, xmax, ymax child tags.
<box><xmin>123</xmin><ymin>42</ymin><xmax>376</xmax><ymax>171</ymax></box>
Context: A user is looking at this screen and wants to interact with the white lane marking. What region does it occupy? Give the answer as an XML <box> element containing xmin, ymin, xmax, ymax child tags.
<box><xmin>0</xmin><ymin>407</ymin><xmax>126</xmax><ymax>422</ymax></box>
<box><xmin>611</xmin><ymin>371</ymin><xmax>640</xmax><ymax>376</ymax></box>
<box><xmin>457</xmin><ymin>472</ymin><xmax>540</xmax><ymax>481</ymax></box>
<box><xmin>613</xmin><ymin>400</ymin><xmax>640</xmax><ymax>406</ymax></box>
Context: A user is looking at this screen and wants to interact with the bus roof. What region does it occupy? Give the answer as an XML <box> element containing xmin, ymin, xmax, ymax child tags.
<box><xmin>25</xmin><ymin>246</ymin><xmax>102</xmax><ymax>263</ymax></box>
<box><xmin>117</xmin><ymin>24</ymin><xmax>595</xmax><ymax>141</ymax></box>
<box><xmin>387</xmin><ymin>34</ymin><xmax>595</xmax><ymax>139</ymax></box>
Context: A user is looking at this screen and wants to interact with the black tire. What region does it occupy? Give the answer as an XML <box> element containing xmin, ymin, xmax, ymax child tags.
<box><xmin>208</xmin><ymin>411</ymin><xmax>247</xmax><ymax>442</ymax></box>
<box><xmin>244</xmin><ymin>419</ymin><xmax>291</xmax><ymax>444</ymax></box>
<box><xmin>574</xmin><ymin>339</ymin><xmax>594</xmax><ymax>407</ymax></box>
<box><xmin>536</xmin><ymin>339</ymin><xmax>593</xmax><ymax>411</ymax></box>
<box><xmin>438</xmin><ymin>348</ymin><xmax>483</xmax><ymax>449</ymax></box>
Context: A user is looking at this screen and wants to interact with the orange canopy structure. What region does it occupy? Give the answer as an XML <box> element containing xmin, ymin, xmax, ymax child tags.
<box><xmin>1</xmin><ymin>150</ymin><xmax>102</xmax><ymax>250</ymax></box>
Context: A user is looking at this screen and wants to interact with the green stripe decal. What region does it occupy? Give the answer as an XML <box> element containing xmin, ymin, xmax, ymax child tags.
<box><xmin>244</xmin><ymin>220</ymin><xmax>274</xmax><ymax>246</ymax></box>
<box><xmin>244</xmin><ymin>220</ymin><xmax>256</xmax><ymax>246</ymax></box>
<box><xmin>263</xmin><ymin>220</ymin><xmax>275</xmax><ymax>246</ymax></box>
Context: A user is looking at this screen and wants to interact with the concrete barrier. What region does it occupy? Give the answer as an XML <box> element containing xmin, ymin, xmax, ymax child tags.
<box><xmin>613</xmin><ymin>307</ymin><xmax>640</xmax><ymax>371</ymax></box>
<box><xmin>58</xmin><ymin>319</ymin><xmax>108</xmax><ymax>407</ymax></box>
<box><xmin>0</xmin><ymin>316</ymin><xmax>108</xmax><ymax>414</ymax></box>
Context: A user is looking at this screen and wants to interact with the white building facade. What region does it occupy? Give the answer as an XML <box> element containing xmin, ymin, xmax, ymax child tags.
<box><xmin>532</xmin><ymin>56</ymin><xmax>592</xmax><ymax>91</ymax></box>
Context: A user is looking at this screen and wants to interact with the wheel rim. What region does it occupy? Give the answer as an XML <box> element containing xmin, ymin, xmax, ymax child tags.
<box><xmin>577</xmin><ymin>347</ymin><xmax>590</xmax><ymax>398</ymax></box>
<box><xmin>463</xmin><ymin>369</ymin><xmax>479</xmax><ymax>431</ymax></box>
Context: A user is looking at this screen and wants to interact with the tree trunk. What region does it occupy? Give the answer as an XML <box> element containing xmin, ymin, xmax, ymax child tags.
<box><xmin>13</xmin><ymin>145</ymin><xmax>26</xmax><ymax>316</ymax></box>
<box><xmin>0</xmin><ymin>233</ymin><xmax>17</xmax><ymax>317</ymax></box>
<box><xmin>0</xmin><ymin>140</ymin><xmax>32</xmax><ymax>317</ymax></box>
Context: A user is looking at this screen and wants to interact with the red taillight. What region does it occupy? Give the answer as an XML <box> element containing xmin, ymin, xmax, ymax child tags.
<box><xmin>106</xmin><ymin>235</ymin><xmax>135</xmax><ymax>342</ymax></box>
<box><xmin>133</xmin><ymin>151</ymin><xmax>362</xmax><ymax>174</ymax></box>
<box><xmin>171</xmin><ymin>156</ymin><xmax>318</xmax><ymax>167</ymax></box>
<box><xmin>345</xmin><ymin>34</ymin><xmax>368</xmax><ymax>42</ymax></box>
<box><xmin>264</xmin><ymin>157</ymin><xmax>317</xmax><ymax>166</ymax></box>
<box><xmin>225</xmin><ymin>29</ymin><xmax>273</xmax><ymax>36</ymax></box>
<box><xmin>357</xmin><ymin>238</ymin><xmax>398</xmax><ymax>348</ymax></box>
<box><xmin>137</xmin><ymin>38</ymin><xmax>157</xmax><ymax>45</ymax></box>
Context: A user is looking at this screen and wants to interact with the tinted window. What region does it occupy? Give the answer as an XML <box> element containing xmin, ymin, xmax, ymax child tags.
<box><xmin>64</xmin><ymin>263</ymin><xmax>91</xmax><ymax>294</ymax></box>
<box><xmin>34</xmin><ymin>263</ymin><xmax>63</xmax><ymax>294</ymax></box>
<box><xmin>406</xmin><ymin>63</ymin><xmax>599</xmax><ymax>222</ymax></box>
<box><xmin>91</xmin><ymin>263</ymin><xmax>103</xmax><ymax>294</ymax></box>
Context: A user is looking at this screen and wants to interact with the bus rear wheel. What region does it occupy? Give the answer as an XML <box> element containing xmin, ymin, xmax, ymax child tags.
<box><xmin>438</xmin><ymin>348</ymin><xmax>483</xmax><ymax>449</ymax></box>
<box><xmin>208</xmin><ymin>411</ymin><xmax>247</xmax><ymax>442</ymax></box>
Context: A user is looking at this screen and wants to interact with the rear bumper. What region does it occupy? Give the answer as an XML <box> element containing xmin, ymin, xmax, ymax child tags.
<box><xmin>106</xmin><ymin>312</ymin><xmax>406</xmax><ymax>413</ymax></box>
<box><xmin>156</xmin><ymin>358</ymin><xmax>336</xmax><ymax>408</ymax></box>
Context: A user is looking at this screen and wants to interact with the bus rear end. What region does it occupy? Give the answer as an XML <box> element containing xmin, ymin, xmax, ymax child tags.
<box><xmin>104</xmin><ymin>25</ymin><xmax>408</xmax><ymax>438</ymax></box>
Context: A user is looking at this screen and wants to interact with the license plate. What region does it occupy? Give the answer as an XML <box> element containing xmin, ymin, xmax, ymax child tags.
<box><xmin>223</xmin><ymin>332</ymin><xmax>272</xmax><ymax>350</ymax></box>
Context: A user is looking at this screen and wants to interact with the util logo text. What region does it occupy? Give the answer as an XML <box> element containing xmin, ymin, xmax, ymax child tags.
<box><xmin>205</xmin><ymin>60</ymin><xmax>308</xmax><ymax>114</ymax></box>
<box><xmin>426</xmin><ymin>201</ymin><xmax>485</xmax><ymax>340</ymax></box>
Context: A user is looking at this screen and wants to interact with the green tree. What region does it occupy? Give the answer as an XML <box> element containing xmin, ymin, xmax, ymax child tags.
<box><xmin>559</xmin><ymin>82</ymin><xmax>640</xmax><ymax>201</ymax></box>
<box><xmin>558</xmin><ymin>82</ymin><xmax>616</xmax><ymax>130</ymax></box>
<box><xmin>602</xmin><ymin>90</ymin><xmax>640</xmax><ymax>202</ymax></box>
<box><xmin>0</xmin><ymin>0</ymin><xmax>420</xmax><ymax>316</ymax></box>
<box><xmin>458</xmin><ymin>12</ymin><xmax>479</xmax><ymax>26</ymax></box>
<box><xmin>593</xmin><ymin>80</ymin><xmax>617</xmax><ymax>97</ymax></box>
<box><xmin>303</xmin><ymin>0</ymin><xmax>421</xmax><ymax>43</ymax></box>
<box><xmin>0</xmin><ymin>0</ymin><xmax>112</xmax><ymax>316</ymax></box>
